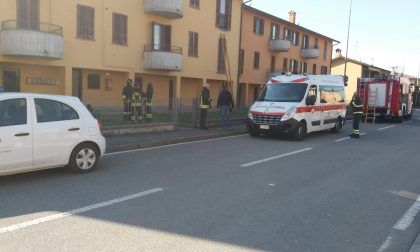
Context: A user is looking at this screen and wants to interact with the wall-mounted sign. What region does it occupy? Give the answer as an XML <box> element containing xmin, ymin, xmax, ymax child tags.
<box><xmin>27</xmin><ymin>77</ymin><xmax>59</xmax><ymax>86</ymax></box>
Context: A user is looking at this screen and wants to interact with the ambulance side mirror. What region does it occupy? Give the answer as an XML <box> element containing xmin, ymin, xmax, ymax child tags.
<box><xmin>343</xmin><ymin>75</ymin><xmax>349</xmax><ymax>86</ymax></box>
<box><xmin>306</xmin><ymin>96</ymin><xmax>316</xmax><ymax>106</ymax></box>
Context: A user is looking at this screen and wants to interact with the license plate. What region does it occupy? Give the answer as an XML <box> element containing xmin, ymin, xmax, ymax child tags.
<box><xmin>260</xmin><ymin>125</ymin><xmax>269</xmax><ymax>130</ymax></box>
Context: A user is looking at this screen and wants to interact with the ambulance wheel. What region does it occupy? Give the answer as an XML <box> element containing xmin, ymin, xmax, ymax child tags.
<box><xmin>247</xmin><ymin>125</ymin><xmax>259</xmax><ymax>137</ymax></box>
<box><xmin>331</xmin><ymin>118</ymin><xmax>342</xmax><ymax>133</ymax></box>
<box><xmin>293</xmin><ymin>122</ymin><xmax>307</xmax><ymax>141</ymax></box>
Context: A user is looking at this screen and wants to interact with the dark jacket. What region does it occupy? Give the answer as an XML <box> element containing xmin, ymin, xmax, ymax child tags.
<box><xmin>350</xmin><ymin>97</ymin><xmax>363</xmax><ymax>114</ymax></box>
<box><xmin>200</xmin><ymin>87</ymin><xmax>211</xmax><ymax>109</ymax></box>
<box><xmin>122</xmin><ymin>84</ymin><xmax>134</xmax><ymax>99</ymax></box>
<box><xmin>217</xmin><ymin>89</ymin><xmax>235</xmax><ymax>109</ymax></box>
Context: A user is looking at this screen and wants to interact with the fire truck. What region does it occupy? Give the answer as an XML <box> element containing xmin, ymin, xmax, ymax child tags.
<box><xmin>357</xmin><ymin>76</ymin><xmax>415</xmax><ymax>122</ymax></box>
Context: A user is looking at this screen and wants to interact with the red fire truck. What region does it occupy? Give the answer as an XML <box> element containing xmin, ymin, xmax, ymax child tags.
<box><xmin>357</xmin><ymin>76</ymin><xmax>415</xmax><ymax>122</ymax></box>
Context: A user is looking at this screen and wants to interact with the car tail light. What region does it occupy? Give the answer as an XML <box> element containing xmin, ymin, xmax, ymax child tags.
<box><xmin>97</xmin><ymin>119</ymin><xmax>102</xmax><ymax>131</ymax></box>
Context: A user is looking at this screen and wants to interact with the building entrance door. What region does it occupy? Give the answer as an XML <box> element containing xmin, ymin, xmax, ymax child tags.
<box><xmin>3</xmin><ymin>70</ymin><xmax>20</xmax><ymax>92</ymax></box>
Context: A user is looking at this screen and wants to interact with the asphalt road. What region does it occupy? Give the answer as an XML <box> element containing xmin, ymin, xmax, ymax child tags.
<box><xmin>1</xmin><ymin>112</ymin><xmax>420</xmax><ymax>252</ymax></box>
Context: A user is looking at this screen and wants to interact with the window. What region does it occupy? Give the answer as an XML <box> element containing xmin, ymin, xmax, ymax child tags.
<box><xmin>216</xmin><ymin>0</ymin><xmax>232</xmax><ymax>30</ymax></box>
<box><xmin>190</xmin><ymin>0</ymin><xmax>200</xmax><ymax>9</ymax></box>
<box><xmin>112</xmin><ymin>13</ymin><xmax>127</xmax><ymax>45</ymax></box>
<box><xmin>307</xmin><ymin>85</ymin><xmax>317</xmax><ymax>105</ymax></box>
<box><xmin>253</xmin><ymin>52</ymin><xmax>260</xmax><ymax>69</ymax></box>
<box><xmin>88</xmin><ymin>74</ymin><xmax>100</xmax><ymax>89</ymax></box>
<box><xmin>77</xmin><ymin>5</ymin><xmax>94</xmax><ymax>40</ymax></box>
<box><xmin>302</xmin><ymin>35</ymin><xmax>309</xmax><ymax>49</ymax></box>
<box><xmin>153</xmin><ymin>23</ymin><xmax>171</xmax><ymax>51</ymax></box>
<box><xmin>35</xmin><ymin>99</ymin><xmax>79</xmax><ymax>123</ymax></box>
<box><xmin>323</xmin><ymin>41</ymin><xmax>327</xmax><ymax>60</ymax></box>
<box><xmin>239</xmin><ymin>49</ymin><xmax>245</xmax><ymax>75</ymax></box>
<box><xmin>188</xmin><ymin>31</ymin><xmax>199</xmax><ymax>57</ymax></box>
<box><xmin>290</xmin><ymin>59</ymin><xmax>298</xmax><ymax>73</ymax></box>
<box><xmin>312</xmin><ymin>64</ymin><xmax>317</xmax><ymax>74</ymax></box>
<box><xmin>217</xmin><ymin>38</ymin><xmax>226</xmax><ymax>74</ymax></box>
<box><xmin>301</xmin><ymin>62</ymin><xmax>307</xmax><ymax>73</ymax></box>
<box><xmin>283</xmin><ymin>28</ymin><xmax>290</xmax><ymax>41</ymax></box>
<box><xmin>17</xmin><ymin>0</ymin><xmax>39</xmax><ymax>30</ymax></box>
<box><xmin>270</xmin><ymin>24</ymin><xmax>280</xmax><ymax>40</ymax></box>
<box><xmin>314</xmin><ymin>38</ymin><xmax>319</xmax><ymax>49</ymax></box>
<box><xmin>283</xmin><ymin>58</ymin><xmax>288</xmax><ymax>72</ymax></box>
<box><xmin>319</xmin><ymin>85</ymin><xmax>345</xmax><ymax>103</ymax></box>
<box><xmin>270</xmin><ymin>56</ymin><xmax>276</xmax><ymax>72</ymax></box>
<box><xmin>321</xmin><ymin>66</ymin><xmax>328</xmax><ymax>74</ymax></box>
<box><xmin>0</xmin><ymin>98</ymin><xmax>27</xmax><ymax>127</ymax></box>
<box><xmin>292</xmin><ymin>31</ymin><xmax>300</xmax><ymax>45</ymax></box>
<box><xmin>253</xmin><ymin>17</ymin><xmax>264</xmax><ymax>36</ymax></box>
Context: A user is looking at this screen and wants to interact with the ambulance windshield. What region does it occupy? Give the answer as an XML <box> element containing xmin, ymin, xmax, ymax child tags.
<box><xmin>257</xmin><ymin>83</ymin><xmax>308</xmax><ymax>102</ymax></box>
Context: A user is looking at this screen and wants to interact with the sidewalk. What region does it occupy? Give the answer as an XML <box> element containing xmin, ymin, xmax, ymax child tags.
<box><xmin>410</xmin><ymin>233</ymin><xmax>420</xmax><ymax>252</ymax></box>
<box><xmin>105</xmin><ymin>124</ymin><xmax>247</xmax><ymax>153</ymax></box>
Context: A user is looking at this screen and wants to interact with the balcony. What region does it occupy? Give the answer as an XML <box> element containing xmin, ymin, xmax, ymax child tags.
<box><xmin>0</xmin><ymin>20</ymin><xmax>64</xmax><ymax>59</ymax></box>
<box><xmin>301</xmin><ymin>45</ymin><xmax>320</xmax><ymax>59</ymax></box>
<box><xmin>143</xmin><ymin>0</ymin><xmax>183</xmax><ymax>19</ymax></box>
<box><xmin>143</xmin><ymin>45</ymin><xmax>183</xmax><ymax>71</ymax></box>
<box><xmin>269</xmin><ymin>39</ymin><xmax>290</xmax><ymax>52</ymax></box>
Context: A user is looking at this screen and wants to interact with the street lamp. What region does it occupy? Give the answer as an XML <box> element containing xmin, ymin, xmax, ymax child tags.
<box><xmin>343</xmin><ymin>0</ymin><xmax>353</xmax><ymax>78</ymax></box>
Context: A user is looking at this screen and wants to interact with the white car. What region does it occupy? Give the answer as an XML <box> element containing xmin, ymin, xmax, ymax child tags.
<box><xmin>0</xmin><ymin>93</ymin><xmax>106</xmax><ymax>176</ymax></box>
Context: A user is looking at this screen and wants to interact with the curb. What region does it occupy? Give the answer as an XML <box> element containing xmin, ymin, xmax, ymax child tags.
<box><xmin>105</xmin><ymin>130</ymin><xmax>248</xmax><ymax>153</ymax></box>
<box><xmin>409</xmin><ymin>233</ymin><xmax>420</xmax><ymax>252</ymax></box>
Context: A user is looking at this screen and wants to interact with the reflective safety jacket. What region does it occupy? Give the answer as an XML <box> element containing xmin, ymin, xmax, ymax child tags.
<box><xmin>351</xmin><ymin>98</ymin><xmax>363</xmax><ymax>115</ymax></box>
<box><xmin>200</xmin><ymin>87</ymin><xmax>211</xmax><ymax>109</ymax></box>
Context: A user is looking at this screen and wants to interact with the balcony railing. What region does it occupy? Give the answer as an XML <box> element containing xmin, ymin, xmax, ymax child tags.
<box><xmin>1</xmin><ymin>20</ymin><xmax>64</xmax><ymax>59</ymax></box>
<box><xmin>301</xmin><ymin>45</ymin><xmax>320</xmax><ymax>59</ymax></box>
<box><xmin>143</xmin><ymin>0</ymin><xmax>184</xmax><ymax>19</ymax></box>
<box><xmin>143</xmin><ymin>45</ymin><xmax>183</xmax><ymax>71</ymax></box>
<box><xmin>269</xmin><ymin>39</ymin><xmax>290</xmax><ymax>52</ymax></box>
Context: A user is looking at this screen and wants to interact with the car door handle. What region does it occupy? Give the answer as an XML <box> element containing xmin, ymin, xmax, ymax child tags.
<box><xmin>15</xmin><ymin>133</ymin><xmax>30</xmax><ymax>137</ymax></box>
<box><xmin>68</xmin><ymin>127</ymin><xmax>80</xmax><ymax>131</ymax></box>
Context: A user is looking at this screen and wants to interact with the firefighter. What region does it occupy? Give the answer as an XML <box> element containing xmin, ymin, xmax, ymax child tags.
<box><xmin>350</xmin><ymin>92</ymin><xmax>363</xmax><ymax>138</ymax></box>
<box><xmin>145</xmin><ymin>83</ymin><xmax>154</xmax><ymax>122</ymax></box>
<box><xmin>122</xmin><ymin>79</ymin><xmax>134</xmax><ymax>120</ymax></box>
<box><xmin>131</xmin><ymin>83</ymin><xmax>144</xmax><ymax>122</ymax></box>
<box><xmin>200</xmin><ymin>83</ymin><xmax>212</xmax><ymax>130</ymax></box>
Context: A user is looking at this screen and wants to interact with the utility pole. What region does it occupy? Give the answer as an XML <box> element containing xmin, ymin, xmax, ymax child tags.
<box><xmin>343</xmin><ymin>0</ymin><xmax>353</xmax><ymax>77</ymax></box>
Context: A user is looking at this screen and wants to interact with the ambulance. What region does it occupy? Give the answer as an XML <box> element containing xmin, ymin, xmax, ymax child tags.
<box><xmin>246</xmin><ymin>74</ymin><xmax>347</xmax><ymax>140</ymax></box>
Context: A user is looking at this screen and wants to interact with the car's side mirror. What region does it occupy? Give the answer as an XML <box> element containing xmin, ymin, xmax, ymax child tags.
<box><xmin>306</xmin><ymin>96</ymin><xmax>316</xmax><ymax>105</ymax></box>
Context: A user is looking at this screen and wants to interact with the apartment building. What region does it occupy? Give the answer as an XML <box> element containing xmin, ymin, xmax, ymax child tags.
<box><xmin>0</xmin><ymin>0</ymin><xmax>241</xmax><ymax>109</ymax></box>
<box><xmin>238</xmin><ymin>6</ymin><xmax>338</xmax><ymax>106</ymax></box>
<box><xmin>331</xmin><ymin>49</ymin><xmax>390</xmax><ymax>103</ymax></box>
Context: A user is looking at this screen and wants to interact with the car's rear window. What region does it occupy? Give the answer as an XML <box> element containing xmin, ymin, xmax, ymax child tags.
<box><xmin>35</xmin><ymin>98</ymin><xmax>79</xmax><ymax>123</ymax></box>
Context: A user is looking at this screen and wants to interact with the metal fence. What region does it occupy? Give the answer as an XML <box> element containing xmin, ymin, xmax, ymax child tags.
<box><xmin>83</xmin><ymin>97</ymin><xmax>248</xmax><ymax>128</ymax></box>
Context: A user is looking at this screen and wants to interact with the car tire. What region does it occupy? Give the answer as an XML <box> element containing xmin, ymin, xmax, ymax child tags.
<box><xmin>247</xmin><ymin>124</ymin><xmax>259</xmax><ymax>137</ymax></box>
<box><xmin>293</xmin><ymin>122</ymin><xmax>306</xmax><ymax>141</ymax></box>
<box><xmin>331</xmin><ymin>118</ymin><xmax>342</xmax><ymax>133</ymax></box>
<box><xmin>68</xmin><ymin>143</ymin><xmax>99</xmax><ymax>173</ymax></box>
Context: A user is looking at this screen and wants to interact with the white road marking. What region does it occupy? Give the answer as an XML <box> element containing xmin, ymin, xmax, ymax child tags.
<box><xmin>393</xmin><ymin>196</ymin><xmax>420</xmax><ymax>231</ymax></box>
<box><xmin>0</xmin><ymin>188</ymin><xmax>163</xmax><ymax>234</ymax></box>
<box><xmin>377</xmin><ymin>125</ymin><xmax>395</xmax><ymax>131</ymax></box>
<box><xmin>402</xmin><ymin>121</ymin><xmax>413</xmax><ymax>124</ymax></box>
<box><xmin>240</xmin><ymin>148</ymin><xmax>313</xmax><ymax>167</ymax></box>
<box><xmin>378</xmin><ymin>196</ymin><xmax>420</xmax><ymax>251</ymax></box>
<box><xmin>105</xmin><ymin>134</ymin><xmax>247</xmax><ymax>156</ymax></box>
<box><xmin>334</xmin><ymin>133</ymin><xmax>367</xmax><ymax>142</ymax></box>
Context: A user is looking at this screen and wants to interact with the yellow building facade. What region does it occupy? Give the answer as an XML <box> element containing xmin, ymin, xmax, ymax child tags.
<box><xmin>238</xmin><ymin>6</ymin><xmax>338</xmax><ymax>106</ymax></box>
<box><xmin>0</xmin><ymin>0</ymin><xmax>242</xmax><ymax>109</ymax></box>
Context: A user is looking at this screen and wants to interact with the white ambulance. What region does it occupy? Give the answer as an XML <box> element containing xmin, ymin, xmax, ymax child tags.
<box><xmin>246</xmin><ymin>74</ymin><xmax>347</xmax><ymax>140</ymax></box>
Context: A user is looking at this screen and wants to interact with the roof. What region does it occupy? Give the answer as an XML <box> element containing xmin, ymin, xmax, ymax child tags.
<box><xmin>332</xmin><ymin>57</ymin><xmax>391</xmax><ymax>73</ymax></box>
<box><xmin>244</xmin><ymin>5</ymin><xmax>340</xmax><ymax>43</ymax></box>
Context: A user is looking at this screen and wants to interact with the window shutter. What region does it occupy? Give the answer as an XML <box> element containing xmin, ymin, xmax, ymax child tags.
<box><xmin>87</xmin><ymin>7</ymin><xmax>94</xmax><ymax>39</ymax></box>
<box><xmin>216</xmin><ymin>0</ymin><xmax>220</xmax><ymax>27</ymax></box>
<box><xmin>253</xmin><ymin>17</ymin><xmax>257</xmax><ymax>33</ymax></box>
<box><xmin>188</xmin><ymin>32</ymin><xmax>193</xmax><ymax>56</ymax></box>
<box><xmin>226</xmin><ymin>0</ymin><xmax>232</xmax><ymax>30</ymax></box>
<box><xmin>194</xmin><ymin>32</ymin><xmax>198</xmax><ymax>56</ymax></box>
<box><xmin>123</xmin><ymin>15</ymin><xmax>128</xmax><ymax>44</ymax></box>
<box><xmin>261</xmin><ymin>20</ymin><xmax>264</xmax><ymax>35</ymax></box>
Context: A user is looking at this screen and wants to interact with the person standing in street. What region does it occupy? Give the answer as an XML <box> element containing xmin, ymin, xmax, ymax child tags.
<box><xmin>122</xmin><ymin>79</ymin><xmax>134</xmax><ymax>121</ymax></box>
<box><xmin>217</xmin><ymin>83</ymin><xmax>235</xmax><ymax>130</ymax></box>
<box><xmin>200</xmin><ymin>83</ymin><xmax>212</xmax><ymax>130</ymax></box>
<box><xmin>350</xmin><ymin>92</ymin><xmax>363</xmax><ymax>138</ymax></box>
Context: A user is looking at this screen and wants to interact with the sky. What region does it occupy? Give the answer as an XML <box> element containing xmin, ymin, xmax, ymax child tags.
<box><xmin>247</xmin><ymin>0</ymin><xmax>420</xmax><ymax>77</ymax></box>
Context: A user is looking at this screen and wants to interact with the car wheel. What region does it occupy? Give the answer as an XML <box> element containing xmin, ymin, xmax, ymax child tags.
<box><xmin>293</xmin><ymin>122</ymin><xmax>306</xmax><ymax>141</ymax></box>
<box><xmin>68</xmin><ymin>143</ymin><xmax>99</xmax><ymax>173</ymax></box>
<box><xmin>331</xmin><ymin>118</ymin><xmax>342</xmax><ymax>133</ymax></box>
<box><xmin>247</xmin><ymin>124</ymin><xmax>259</xmax><ymax>137</ymax></box>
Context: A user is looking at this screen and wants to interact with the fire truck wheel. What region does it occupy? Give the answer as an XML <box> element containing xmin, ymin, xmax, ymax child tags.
<box><xmin>331</xmin><ymin>118</ymin><xmax>342</xmax><ymax>133</ymax></box>
<box><xmin>293</xmin><ymin>122</ymin><xmax>307</xmax><ymax>141</ymax></box>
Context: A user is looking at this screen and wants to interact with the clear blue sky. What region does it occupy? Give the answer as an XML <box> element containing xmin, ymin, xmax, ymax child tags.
<box><xmin>248</xmin><ymin>0</ymin><xmax>420</xmax><ymax>77</ymax></box>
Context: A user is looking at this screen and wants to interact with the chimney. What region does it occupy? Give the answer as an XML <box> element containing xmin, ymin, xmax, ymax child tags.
<box><xmin>288</xmin><ymin>11</ymin><xmax>296</xmax><ymax>24</ymax></box>
<box><xmin>335</xmin><ymin>48</ymin><xmax>342</xmax><ymax>58</ymax></box>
